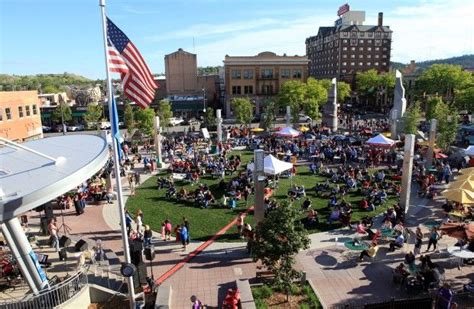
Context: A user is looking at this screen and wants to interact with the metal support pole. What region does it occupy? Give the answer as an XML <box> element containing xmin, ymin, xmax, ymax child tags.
<box><xmin>216</xmin><ymin>109</ymin><xmax>223</xmax><ymax>144</ymax></box>
<box><xmin>425</xmin><ymin>119</ymin><xmax>437</xmax><ymax>169</ymax></box>
<box><xmin>154</xmin><ymin>116</ymin><xmax>162</xmax><ymax>168</ymax></box>
<box><xmin>2</xmin><ymin>218</ymin><xmax>48</xmax><ymax>294</ymax></box>
<box><xmin>400</xmin><ymin>134</ymin><xmax>415</xmax><ymax>213</ymax></box>
<box><xmin>253</xmin><ymin>150</ymin><xmax>265</xmax><ymax>223</ymax></box>
<box><xmin>285</xmin><ymin>106</ymin><xmax>291</xmax><ymax>127</ymax></box>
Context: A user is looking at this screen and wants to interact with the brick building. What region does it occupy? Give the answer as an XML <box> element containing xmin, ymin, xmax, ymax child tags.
<box><xmin>306</xmin><ymin>9</ymin><xmax>392</xmax><ymax>84</ymax></box>
<box><xmin>223</xmin><ymin>51</ymin><xmax>308</xmax><ymax>118</ymax></box>
<box><xmin>0</xmin><ymin>91</ymin><xmax>43</xmax><ymax>141</ymax></box>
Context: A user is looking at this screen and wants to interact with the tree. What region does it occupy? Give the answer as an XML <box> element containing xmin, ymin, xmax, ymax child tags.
<box><xmin>278</xmin><ymin>80</ymin><xmax>306</xmax><ymax>124</ymax></box>
<box><xmin>402</xmin><ymin>102</ymin><xmax>422</xmax><ymax>135</ymax></box>
<box><xmin>416</xmin><ymin>64</ymin><xmax>472</xmax><ymax>102</ymax></box>
<box><xmin>425</xmin><ymin>96</ymin><xmax>443</xmax><ymax>121</ymax></box>
<box><xmin>454</xmin><ymin>86</ymin><xmax>474</xmax><ymax>111</ymax></box>
<box><xmin>261</xmin><ymin>100</ymin><xmax>277</xmax><ymax>130</ymax></box>
<box><xmin>355</xmin><ymin>69</ymin><xmax>380</xmax><ymax>95</ymax></box>
<box><xmin>337</xmin><ymin>81</ymin><xmax>351</xmax><ymax>103</ymax></box>
<box><xmin>51</xmin><ymin>102</ymin><xmax>72</xmax><ymax>124</ymax></box>
<box><xmin>251</xmin><ymin>202</ymin><xmax>310</xmax><ymax>301</ymax></box>
<box><xmin>204</xmin><ymin>107</ymin><xmax>216</xmax><ymax>127</ymax></box>
<box><xmin>432</xmin><ymin>100</ymin><xmax>459</xmax><ymax>150</ymax></box>
<box><xmin>83</xmin><ymin>104</ymin><xmax>103</xmax><ymax>129</ymax></box>
<box><xmin>156</xmin><ymin>99</ymin><xmax>172</xmax><ymax>129</ymax></box>
<box><xmin>124</xmin><ymin>103</ymin><xmax>135</xmax><ymax>134</ymax></box>
<box><xmin>42</xmin><ymin>85</ymin><xmax>60</xmax><ymax>94</ymax></box>
<box><xmin>134</xmin><ymin>107</ymin><xmax>155</xmax><ymax>136</ymax></box>
<box><xmin>232</xmin><ymin>98</ymin><xmax>253</xmax><ymax>127</ymax></box>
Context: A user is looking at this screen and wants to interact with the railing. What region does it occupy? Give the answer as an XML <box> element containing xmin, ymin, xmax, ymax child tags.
<box><xmin>0</xmin><ymin>267</ymin><xmax>89</xmax><ymax>309</ymax></box>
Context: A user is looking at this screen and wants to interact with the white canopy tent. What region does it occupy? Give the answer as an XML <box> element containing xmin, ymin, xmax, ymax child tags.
<box><xmin>247</xmin><ymin>154</ymin><xmax>293</xmax><ymax>175</ymax></box>
<box><xmin>274</xmin><ymin>127</ymin><xmax>301</xmax><ymax>138</ymax></box>
<box><xmin>366</xmin><ymin>134</ymin><xmax>396</xmax><ymax>147</ymax></box>
<box><xmin>465</xmin><ymin>146</ymin><xmax>474</xmax><ymax>156</ymax></box>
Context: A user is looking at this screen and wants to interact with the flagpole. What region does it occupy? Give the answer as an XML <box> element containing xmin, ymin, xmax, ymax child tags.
<box><xmin>99</xmin><ymin>1</ymin><xmax>136</xmax><ymax>308</ymax></box>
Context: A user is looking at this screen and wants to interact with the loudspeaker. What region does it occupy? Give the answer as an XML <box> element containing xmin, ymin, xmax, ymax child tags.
<box><xmin>132</xmin><ymin>262</ymin><xmax>147</xmax><ymax>287</ymax></box>
<box><xmin>144</xmin><ymin>246</ymin><xmax>155</xmax><ymax>261</ymax></box>
<box><xmin>129</xmin><ymin>240</ymin><xmax>143</xmax><ymax>266</ymax></box>
<box><xmin>74</xmin><ymin>239</ymin><xmax>88</xmax><ymax>252</ymax></box>
<box><xmin>59</xmin><ymin>248</ymin><xmax>67</xmax><ymax>261</ymax></box>
<box><xmin>59</xmin><ymin>236</ymin><xmax>71</xmax><ymax>248</ymax></box>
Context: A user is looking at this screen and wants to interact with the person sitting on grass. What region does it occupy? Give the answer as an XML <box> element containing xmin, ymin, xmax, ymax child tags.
<box><xmin>328</xmin><ymin>207</ymin><xmax>341</xmax><ymax>225</ymax></box>
<box><xmin>389</xmin><ymin>231</ymin><xmax>405</xmax><ymax>252</ymax></box>
<box><xmin>359</xmin><ymin>242</ymin><xmax>379</xmax><ymax>261</ymax></box>
<box><xmin>302</xmin><ymin>198</ymin><xmax>312</xmax><ymax>211</ymax></box>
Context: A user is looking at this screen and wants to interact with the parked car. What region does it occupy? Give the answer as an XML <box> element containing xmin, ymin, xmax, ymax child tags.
<box><xmin>298</xmin><ymin>114</ymin><xmax>312</xmax><ymax>123</ymax></box>
<box><xmin>42</xmin><ymin>125</ymin><xmax>52</xmax><ymax>133</ymax></box>
<box><xmin>99</xmin><ymin>121</ymin><xmax>111</xmax><ymax>130</ymax></box>
<box><xmin>169</xmin><ymin>117</ymin><xmax>184</xmax><ymax>126</ymax></box>
<box><xmin>67</xmin><ymin>124</ymin><xmax>85</xmax><ymax>132</ymax></box>
<box><xmin>52</xmin><ymin>124</ymin><xmax>66</xmax><ymax>132</ymax></box>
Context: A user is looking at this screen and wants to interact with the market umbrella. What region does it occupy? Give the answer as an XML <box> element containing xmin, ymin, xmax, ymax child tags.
<box><xmin>459</xmin><ymin>167</ymin><xmax>474</xmax><ymax>175</ymax></box>
<box><xmin>251</xmin><ymin>127</ymin><xmax>264</xmax><ymax>132</ymax></box>
<box><xmin>361</xmin><ymin>128</ymin><xmax>372</xmax><ymax>136</ymax></box>
<box><xmin>299</xmin><ymin>126</ymin><xmax>310</xmax><ymax>132</ymax></box>
<box><xmin>246</xmin><ymin>154</ymin><xmax>293</xmax><ymax>175</ymax></box>
<box><xmin>448</xmin><ymin>179</ymin><xmax>474</xmax><ymax>191</ymax></box>
<box><xmin>274</xmin><ymin>127</ymin><xmax>301</xmax><ymax>138</ymax></box>
<box><xmin>382</xmin><ymin>132</ymin><xmax>391</xmax><ymax>138</ymax></box>
<box><xmin>442</xmin><ymin>188</ymin><xmax>474</xmax><ymax>204</ymax></box>
<box><xmin>439</xmin><ymin>222</ymin><xmax>474</xmax><ymax>240</ymax></box>
<box><xmin>455</xmin><ymin>174</ymin><xmax>474</xmax><ymax>182</ymax></box>
<box><xmin>465</xmin><ymin>146</ymin><xmax>474</xmax><ymax>156</ymax></box>
<box><xmin>435</xmin><ymin>152</ymin><xmax>448</xmax><ymax>159</ymax></box>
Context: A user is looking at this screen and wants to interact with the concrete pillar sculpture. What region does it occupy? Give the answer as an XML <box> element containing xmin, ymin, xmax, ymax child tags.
<box><xmin>285</xmin><ymin>106</ymin><xmax>291</xmax><ymax>127</ymax></box>
<box><xmin>425</xmin><ymin>119</ymin><xmax>438</xmax><ymax>169</ymax></box>
<box><xmin>390</xmin><ymin>109</ymin><xmax>398</xmax><ymax>141</ymax></box>
<box><xmin>322</xmin><ymin>78</ymin><xmax>338</xmax><ymax>133</ymax></box>
<box><xmin>390</xmin><ymin>70</ymin><xmax>407</xmax><ymax>136</ymax></box>
<box><xmin>400</xmin><ymin>134</ymin><xmax>415</xmax><ymax>213</ymax></box>
<box><xmin>216</xmin><ymin>109</ymin><xmax>223</xmax><ymax>144</ymax></box>
<box><xmin>154</xmin><ymin>116</ymin><xmax>163</xmax><ymax>168</ymax></box>
<box><xmin>253</xmin><ymin>149</ymin><xmax>265</xmax><ymax>223</ymax></box>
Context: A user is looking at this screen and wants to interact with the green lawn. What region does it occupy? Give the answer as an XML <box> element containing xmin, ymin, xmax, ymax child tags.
<box><xmin>126</xmin><ymin>150</ymin><xmax>398</xmax><ymax>241</ymax></box>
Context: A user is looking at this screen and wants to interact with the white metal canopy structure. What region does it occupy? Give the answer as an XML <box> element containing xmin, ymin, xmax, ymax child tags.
<box><xmin>0</xmin><ymin>135</ymin><xmax>109</xmax><ymax>222</ymax></box>
<box><xmin>275</xmin><ymin>126</ymin><xmax>301</xmax><ymax>138</ymax></box>
<box><xmin>247</xmin><ymin>154</ymin><xmax>293</xmax><ymax>175</ymax></box>
<box><xmin>366</xmin><ymin>134</ymin><xmax>395</xmax><ymax>147</ymax></box>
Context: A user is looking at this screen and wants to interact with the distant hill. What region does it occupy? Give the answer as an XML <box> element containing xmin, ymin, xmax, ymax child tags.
<box><xmin>391</xmin><ymin>54</ymin><xmax>474</xmax><ymax>71</ymax></box>
<box><xmin>0</xmin><ymin>73</ymin><xmax>95</xmax><ymax>93</ymax></box>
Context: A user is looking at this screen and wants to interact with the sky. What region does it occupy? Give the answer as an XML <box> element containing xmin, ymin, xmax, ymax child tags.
<box><xmin>1</xmin><ymin>0</ymin><xmax>473</xmax><ymax>79</ymax></box>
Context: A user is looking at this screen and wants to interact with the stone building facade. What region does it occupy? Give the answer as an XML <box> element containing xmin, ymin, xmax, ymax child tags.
<box><xmin>306</xmin><ymin>10</ymin><xmax>392</xmax><ymax>84</ymax></box>
<box><xmin>223</xmin><ymin>51</ymin><xmax>308</xmax><ymax>118</ymax></box>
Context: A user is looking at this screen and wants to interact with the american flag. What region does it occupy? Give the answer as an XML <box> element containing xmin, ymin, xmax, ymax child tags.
<box><xmin>107</xmin><ymin>18</ymin><xmax>158</xmax><ymax>108</ymax></box>
<box><xmin>337</xmin><ymin>3</ymin><xmax>350</xmax><ymax>16</ymax></box>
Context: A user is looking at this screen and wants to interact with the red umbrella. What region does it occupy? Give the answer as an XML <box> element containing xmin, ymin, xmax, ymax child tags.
<box><xmin>439</xmin><ymin>222</ymin><xmax>474</xmax><ymax>240</ymax></box>
<box><xmin>435</xmin><ymin>152</ymin><xmax>448</xmax><ymax>159</ymax></box>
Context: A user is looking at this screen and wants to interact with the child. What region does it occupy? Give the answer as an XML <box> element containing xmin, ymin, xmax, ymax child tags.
<box><xmin>161</xmin><ymin>222</ymin><xmax>166</xmax><ymax>240</ymax></box>
<box><xmin>174</xmin><ymin>224</ymin><xmax>181</xmax><ymax>243</ymax></box>
<box><xmin>165</xmin><ymin>219</ymin><xmax>172</xmax><ymax>241</ymax></box>
<box><xmin>143</xmin><ymin>225</ymin><xmax>152</xmax><ymax>247</ymax></box>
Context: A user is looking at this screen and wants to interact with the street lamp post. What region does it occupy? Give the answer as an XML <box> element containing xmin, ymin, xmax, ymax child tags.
<box><xmin>202</xmin><ymin>88</ymin><xmax>206</xmax><ymax>113</ymax></box>
<box><xmin>60</xmin><ymin>102</ymin><xmax>66</xmax><ymax>135</ymax></box>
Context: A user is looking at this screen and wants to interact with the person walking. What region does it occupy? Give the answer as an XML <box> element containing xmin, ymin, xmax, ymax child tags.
<box><xmin>427</xmin><ymin>227</ymin><xmax>440</xmax><ymax>252</ymax></box>
<box><xmin>128</xmin><ymin>174</ymin><xmax>136</xmax><ymax>196</ymax></box>
<box><xmin>125</xmin><ymin>209</ymin><xmax>133</xmax><ymax>237</ymax></box>
<box><xmin>180</xmin><ymin>225</ymin><xmax>189</xmax><ymax>251</ymax></box>
<box><xmin>143</xmin><ymin>225</ymin><xmax>152</xmax><ymax>247</ymax></box>
<box><xmin>182</xmin><ymin>217</ymin><xmax>190</xmax><ymax>245</ymax></box>
<box><xmin>48</xmin><ymin>218</ymin><xmax>60</xmax><ymax>252</ymax></box>
<box><xmin>414</xmin><ymin>227</ymin><xmax>423</xmax><ymax>256</ymax></box>
<box><xmin>135</xmin><ymin>210</ymin><xmax>144</xmax><ymax>238</ymax></box>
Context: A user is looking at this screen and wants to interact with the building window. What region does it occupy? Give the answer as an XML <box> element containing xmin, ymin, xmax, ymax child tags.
<box><xmin>281</xmin><ymin>69</ymin><xmax>290</xmax><ymax>78</ymax></box>
<box><xmin>367</xmin><ymin>47</ymin><xmax>372</xmax><ymax>51</ymax></box>
<box><xmin>243</xmin><ymin>70</ymin><xmax>253</xmax><ymax>79</ymax></box>
<box><xmin>375</xmin><ymin>32</ymin><xmax>381</xmax><ymax>38</ymax></box>
<box><xmin>18</xmin><ymin>106</ymin><xmax>24</xmax><ymax>118</ymax></box>
<box><xmin>342</xmin><ymin>62</ymin><xmax>347</xmax><ymax>66</ymax></box>
<box><xmin>359</xmin><ymin>54</ymin><xmax>364</xmax><ymax>58</ymax></box>
<box><xmin>375</xmin><ymin>47</ymin><xmax>380</xmax><ymax>51</ymax></box>
<box><xmin>383</xmin><ymin>47</ymin><xmax>388</xmax><ymax>51</ymax></box>
<box><xmin>375</xmin><ymin>55</ymin><xmax>380</xmax><ymax>59</ymax></box>
<box><xmin>351</xmin><ymin>31</ymin><xmax>357</xmax><ymax>38</ymax></box>
<box><xmin>292</xmin><ymin>69</ymin><xmax>302</xmax><ymax>78</ymax></box>
<box><xmin>351</xmin><ymin>54</ymin><xmax>355</xmax><ymax>58</ymax></box>
<box><xmin>367</xmin><ymin>62</ymin><xmax>371</xmax><ymax>66</ymax></box>
<box><xmin>350</xmin><ymin>40</ymin><xmax>357</xmax><ymax>46</ymax></box>
<box><xmin>382</xmin><ymin>54</ymin><xmax>387</xmax><ymax>58</ymax></box>
<box><xmin>32</xmin><ymin>104</ymin><xmax>38</xmax><ymax>115</ymax></box>
<box><xmin>261</xmin><ymin>69</ymin><xmax>273</xmax><ymax>79</ymax></box>
<box><xmin>232</xmin><ymin>86</ymin><xmax>241</xmax><ymax>94</ymax></box>
<box><xmin>368</xmin><ymin>40</ymin><xmax>372</xmax><ymax>44</ymax></box>
<box><xmin>343</xmin><ymin>32</ymin><xmax>349</xmax><ymax>37</ymax></box>
<box><xmin>343</xmin><ymin>47</ymin><xmax>347</xmax><ymax>51</ymax></box>
<box><xmin>375</xmin><ymin>62</ymin><xmax>379</xmax><ymax>66</ymax></box>
<box><xmin>368</xmin><ymin>32</ymin><xmax>373</xmax><ymax>38</ymax></box>
<box><xmin>375</xmin><ymin>40</ymin><xmax>382</xmax><ymax>46</ymax></box>
<box><xmin>343</xmin><ymin>39</ymin><xmax>348</xmax><ymax>43</ymax></box>
<box><xmin>351</xmin><ymin>47</ymin><xmax>356</xmax><ymax>51</ymax></box>
<box><xmin>359</xmin><ymin>47</ymin><xmax>364</xmax><ymax>51</ymax></box>
<box><xmin>261</xmin><ymin>85</ymin><xmax>273</xmax><ymax>94</ymax></box>
<box><xmin>342</xmin><ymin>54</ymin><xmax>347</xmax><ymax>58</ymax></box>
<box><xmin>350</xmin><ymin>62</ymin><xmax>355</xmax><ymax>66</ymax></box>
<box><xmin>383</xmin><ymin>62</ymin><xmax>387</xmax><ymax>66</ymax></box>
<box><xmin>5</xmin><ymin>108</ymin><xmax>12</xmax><ymax>120</ymax></box>
<box><xmin>244</xmin><ymin>85</ymin><xmax>253</xmax><ymax>94</ymax></box>
<box><xmin>359</xmin><ymin>39</ymin><xmax>364</xmax><ymax>43</ymax></box>
<box><xmin>367</xmin><ymin>54</ymin><xmax>372</xmax><ymax>59</ymax></box>
<box><xmin>359</xmin><ymin>62</ymin><xmax>363</xmax><ymax>66</ymax></box>
<box><xmin>231</xmin><ymin>70</ymin><xmax>241</xmax><ymax>79</ymax></box>
<box><xmin>26</xmin><ymin>105</ymin><xmax>31</xmax><ymax>116</ymax></box>
<box><xmin>0</xmin><ymin>110</ymin><xmax>2</xmax><ymax>121</ymax></box>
